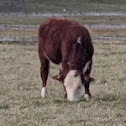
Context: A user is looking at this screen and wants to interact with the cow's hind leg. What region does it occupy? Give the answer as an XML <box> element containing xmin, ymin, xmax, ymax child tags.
<box><xmin>39</xmin><ymin>54</ymin><xmax>49</xmax><ymax>97</ymax></box>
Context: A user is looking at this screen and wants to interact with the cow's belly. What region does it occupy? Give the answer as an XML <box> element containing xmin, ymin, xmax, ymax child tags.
<box><xmin>44</xmin><ymin>40</ymin><xmax>62</xmax><ymax>64</ymax></box>
<box><xmin>44</xmin><ymin>50</ymin><xmax>62</xmax><ymax>64</ymax></box>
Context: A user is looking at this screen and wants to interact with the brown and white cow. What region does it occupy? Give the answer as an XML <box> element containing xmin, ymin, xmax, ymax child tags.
<box><xmin>38</xmin><ymin>18</ymin><xmax>94</xmax><ymax>102</ymax></box>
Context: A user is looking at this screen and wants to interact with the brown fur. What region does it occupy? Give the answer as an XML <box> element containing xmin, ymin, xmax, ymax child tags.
<box><xmin>38</xmin><ymin>18</ymin><xmax>94</xmax><ymax>98</ymax></box>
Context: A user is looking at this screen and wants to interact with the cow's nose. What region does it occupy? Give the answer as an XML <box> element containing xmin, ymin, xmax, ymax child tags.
<box><xmin>67</xmin><ymin>97</ymin><xmax>79</xmax><ymax>102</ymax></box>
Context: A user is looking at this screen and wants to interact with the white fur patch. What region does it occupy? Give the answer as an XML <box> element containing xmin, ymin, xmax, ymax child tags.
<box><xmin>64</xmin><ymin>70</ymin><xmax>82</xmax><ymax>101</ymax></box>
<box><xmin>64</xmin><ymin>70</ymin><xmax>79</xmax><ymax>87</ymax></box>
<box><xmin>77</xmin><ymin>36</ymin><xmax>81</xmax><ymax>44</ymax></box>
<box><xmin>41</xmin><ymin>87</ymin><xmax>46</xmax><ymax>97</ymax></box>
<box><xmin>84</xmin><ymin>94</ymin><xmax>90</xmax><ymax>101</ymax></box>
<box><xmin>83</xmin><ymin>61</ymin><xmax>90</xmax><ymax>74</ymax></box>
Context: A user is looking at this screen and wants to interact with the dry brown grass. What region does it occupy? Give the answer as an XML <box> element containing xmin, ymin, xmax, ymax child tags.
<box><xmin>90</xmin><ymin>29</ymin><xmax>126</xmax><ymax>38</ymax></box>
<box><xmin>0</xmin><ymin>29</ymin><xmax>37</xmax><ymax>38</ymax></box>
<box><xmin>1</xmin><ymin>28</ymin><xmax>126</xmax><ymax>42</ymax></box>
<box><xmin>0</xmin><ymin>41</ymin><xmax>126</xmax><ymax>126</ymax></box>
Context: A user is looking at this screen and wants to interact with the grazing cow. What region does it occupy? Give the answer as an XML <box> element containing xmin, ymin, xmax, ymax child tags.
<box><xmin>38</xmin><ymin>18</ymin><xmax>94</xmax><ymax>101</ymax></box>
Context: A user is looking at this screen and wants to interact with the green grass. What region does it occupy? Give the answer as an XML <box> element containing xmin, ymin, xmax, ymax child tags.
<box><xmin>0</xmin><ymin>16</ymin><xmax>126</xmax><ymax>26</ymax></box>
<box><xmin>0</xmin><ymin>16</ymin><xmax>126</xmax><ymax>41</ymax></box>
<box><xmin>0</xmin><ymin>41</ymin><xmax>126</xmax><ymax>126</ymax></box>
<box><xmin>1</xmin><ymin>1</ymin><xmax>126</xmax><ymax>124</ymax></box>
<box><xmin>25</xmin><ymin>0</ymin><xmax>126</xmax><ymax>13</ymax></box>
<box><xmin>0</xmin><ymin>17</ymin><xmax>48</xmax><ymax>25</ymax></box>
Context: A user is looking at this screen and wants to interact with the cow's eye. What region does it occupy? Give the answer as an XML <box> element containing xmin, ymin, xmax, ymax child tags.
<box><xmin>77</xmin><ymin>85</ymin><xmax>81</xmax><ymax>89</ymax></box>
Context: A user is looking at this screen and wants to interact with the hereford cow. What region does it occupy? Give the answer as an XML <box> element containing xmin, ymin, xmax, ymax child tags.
<box><xmin>38</xmin><ymin>18</ymin><xmax>94</xmax><ymax>102</ymax></box>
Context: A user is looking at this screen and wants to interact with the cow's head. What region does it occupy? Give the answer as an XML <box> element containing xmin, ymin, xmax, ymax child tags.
<box><xmin>64</xmin><ymin>70</ymin><xmax>87</xmax><ymax>102</ymax></box>
<box><xmin>53</xmin><ymin>70</ymin><xmax>94</xmax><ymax>102</ymax></box>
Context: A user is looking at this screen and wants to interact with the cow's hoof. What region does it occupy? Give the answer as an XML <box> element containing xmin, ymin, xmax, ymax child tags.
<box><xmin>41</xmin><ymin>87</ymin><xmax>46</xmax><ymax>97</ymax></box>
<box><xmin>84</xmin><ymin>94</ymin><xmax>91</xmax><ymax>101</ymax></box>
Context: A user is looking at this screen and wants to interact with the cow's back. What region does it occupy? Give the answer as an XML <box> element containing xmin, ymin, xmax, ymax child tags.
<box><xmin>38</xmin><ymin>18</ymin><xmax>93</xmax><ymax>66</ymax></box>
<box><xmin>38</xmin><ymin>18</ymin><xmax>79</xmax><ymax>64</ymax></box>
<box><xmin>61</xmin><ymin>24</ymin><xmax>94</xmax><ymax>70</ymax></box>
<box><xmin>38</xmin><ymin>18</ymin><xmax>78</xmax><ymax>42</ymax></box>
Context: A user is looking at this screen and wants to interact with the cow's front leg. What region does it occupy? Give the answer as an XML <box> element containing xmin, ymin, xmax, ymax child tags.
<box><xmin>63</xmin><ymin>85</ymin><xmax>67</xmax><ymax>99</ymax></box>
<box><xmin>39</xmin><ymin>54</ymin><xmax>49</xmax><ymax>98</ymax></box>
<box><xmin>52</xmin><ymin>70</ymin><xmax>67</xmax><ymax>99</ymax></box>
<box><xmin>62</xmin><ymin>60</ymin><xmax>69</xmax><ymax>99</ymax></box>
<box><xmin>84</xmin><ymin>80</ymin><xmax>91</xmax><ymax>101</ymax></box>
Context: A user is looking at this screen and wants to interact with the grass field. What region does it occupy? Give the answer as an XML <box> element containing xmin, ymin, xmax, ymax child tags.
<box><xmin>1</xmin><ymin>26</ymin><xmax>126</xmax><ymax>42</ymax></box>
<box><xmin>0</xmin><ymin>40</ymin><xmax>126</xmax><ymax>126</ymax></box>
<box><xmin>1</xmin><ymin>16</ymin><xmax>126</xmax><ymax>25</ymax></box>
<box><xmin>1</xmin><ymin>16</ymin><xmax>126</xmax><ymax>42</ymax></box>
<box><xmin>0</xmin><ymin>0</ymin><xmax>126</xmax><ymax>125</ymax></box>
<box><xmin>25</xmin><ymin>0</ymin><xmax>126</xmax><ymax>13</ymax></box>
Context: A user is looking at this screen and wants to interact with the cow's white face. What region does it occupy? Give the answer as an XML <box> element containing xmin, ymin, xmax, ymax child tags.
<box><xmin>64</xmin><ymin>70</ymin><xmax>84</xmax><ymax>102</ymax></box>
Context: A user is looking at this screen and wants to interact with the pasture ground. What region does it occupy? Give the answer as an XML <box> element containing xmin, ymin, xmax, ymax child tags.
<box><xmin>0</xmin><ymin>40</ymin><xmax>126</xmax><ymax>126</ymax></box>
<box><xmin>0</xmin><ymin>16</ymin><xmax>126</xmax><ymax>42</ymax></box>
<box><xmin>25</xmin><ymin>0</ymin><xmax>126</xmax><ymax>13</ymax></box>
<box><xmin>0</xmin><ymin>1</ymin><xmax>126</xmax><ymax>125</ymax></box>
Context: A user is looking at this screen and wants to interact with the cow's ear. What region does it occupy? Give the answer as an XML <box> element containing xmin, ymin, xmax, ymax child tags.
<box><xmin>52</xmin><ymin>75</ymin><xmax>64</xmax><ymax>83</ymax></box>
<box><xmin>83</xmin><ymin>75</ymin><xmax>95</xmax><ymax>82</ymax></box>
<box><xmin>89</xmin><ymin>76</ymin><xmax>95</xmax><ymax>82</ymax></box>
